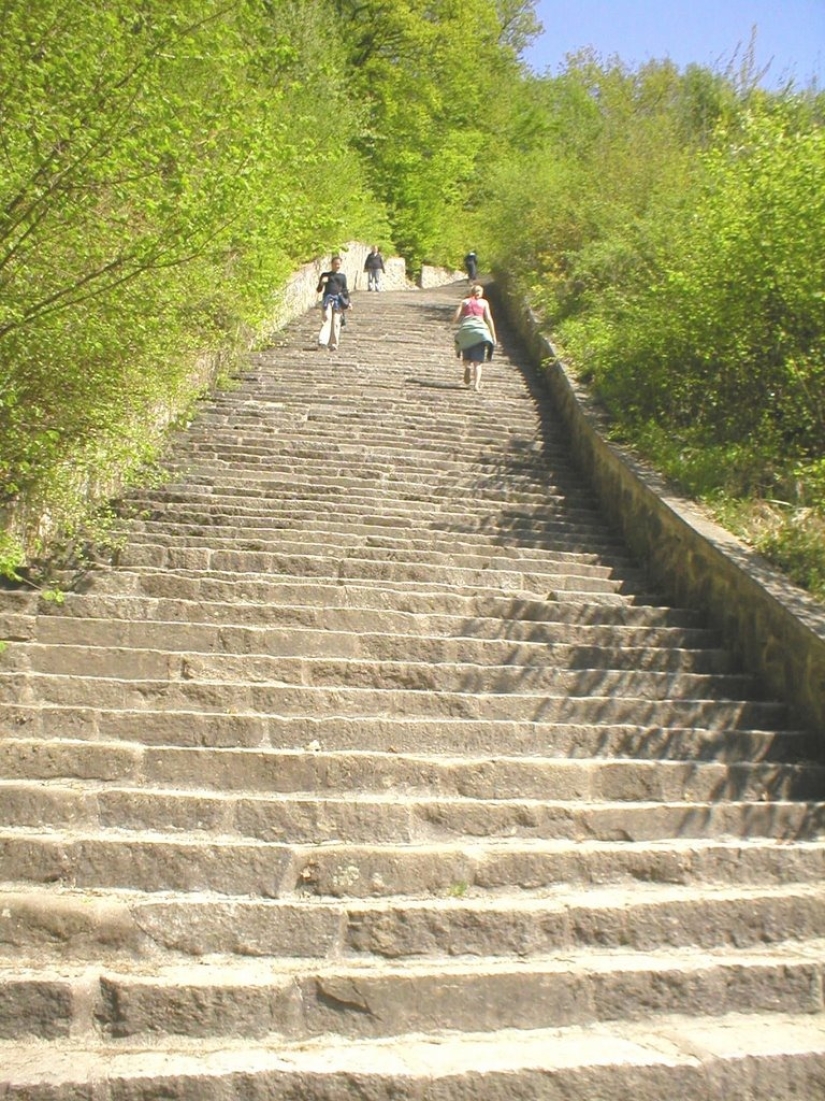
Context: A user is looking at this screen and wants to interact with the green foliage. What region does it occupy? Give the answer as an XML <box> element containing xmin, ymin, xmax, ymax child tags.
<box><xmin>559</xmin><ymin>105</ymin><xmax>825</xmax><ymax>461</ymax></box>
<box><xmin>0</xmin><ymin>530</ymin><xmax>25</xmax><ymax>581</ymax></box>
<box><xmin>331</xmin><ymin>0</ymin><xmax>540</xmax><ymax>269</ymax></box>
<box><xmin>39</xmin><ymin>587</ymin><xmax>66</xmax><ymax>606</ymax></box>
<box><xmin>0</xmin><ymin>0</ymin><xmax>387</xmax><ymax>555</ymax></box>
<box><xmin>758</xmin><ymin>511</ymin><xmax>825</xmax><ymax>601</ymax></box>
<box><xmin>483</xmin><ymin>53</ymin><xmax>825</xmax><ymax>599</ymax></box>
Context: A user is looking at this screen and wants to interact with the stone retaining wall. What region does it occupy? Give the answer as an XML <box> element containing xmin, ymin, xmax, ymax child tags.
<box><xmin>261</xmin><ymin>243</ymin><xmax>408</xmax><ymax>338</ymax></box>
<box><xmin>492</xmin><ymin>275</ymin><xmax>825</xmax><ymax>737</ymax></box>
<box><xmin>420</xmin><ymin>263</ymin><xmax>466</xmax><ymax>288</ymax></box>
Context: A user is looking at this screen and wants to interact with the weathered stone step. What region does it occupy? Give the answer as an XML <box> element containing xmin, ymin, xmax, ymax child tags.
<box><xmin>173</xmin><ymin>431</ymin><xmax>566</xmax><ymax>470</ymax></box>
<box><xmin>171</xmin><ymin>424</ymin><xmax>555</xmax><ymax>451</ymax></box>
<box><xmin>341</xmin><ymin>886</ymin><xmax>825</xmax><ymax>959</ymax></box>
<box><xmin>122</xmin><ymin>500</ymin><xmax>627</xmax><ymax>551</ymax></box>
<box><xmin>111</xmin><ymin>544</ymin><xmax>640</xmax><ymax>594</ymax></box>
<box><xmin>0</xmin><ymin>881</ymin><xmax>822</xmax><ymax>960</ymax></box>
<box><xmin>198</xmin><ymin>390</ymin><xmax>543</xmax><ymax>415</ymax></box>
<box><xmin>121</xmin><ymin>467</ymin><xmax>591</xmax><ymax>504</ymax></box>
<box><xmin>0</xmin><ymin>674</ymin><xmax>790</xmax><ymax>729</ymax></box>
<box><xmin>121</xmin><ymin>483</ymin><xmax>617</xmax><ymax>523</ymax></box>
<box><xmin>2</xmin><ymin>712</ymin><xmax>810</xmax><ymax>763</ymax></box>
<box><xmin>0</xmin><ymin>657</ymin><xmax>765</xmax><ymax>705</ymax></box>
<box><xmin>126</xmin><ymin>483</ymin><xmax>610</xmax><ymax>526</ymax></box>
<box><xmin>3</xmin><ymin>1011</ymin><xmax>824</xmax><ymax>1100</ymax></box>
<box><xmin>161</xmin><ymin>459</ymin><xmax>589</xmax><ymax>496</ymax></box>
<box><xmin>185</xmin><ymin>407</ymin><xmax>542</xmax><ymax>435</ymax></box>
<box><xmin>120</xmin><ymin>508</ymin><xmax>631</xmax><ymax>554</ymax></box>
<box><xmin>290</xmin><ymin>836</ymin><xmax>825</xmax><ymax>897</ymax></box>
<box><xmin>2</xmin><ymin>827</ymin><xmax>824</xmax><ymax>899</ymax></box>
<box><xmin>8</xmin><ymin>610</ymin><xmax>722</xmax><ymax>656</ymax></box>
<box><xmin>121</xmin><ymin>514</ymin><xmax>625</xmax><ymax>556</ymax></box>
<box><xmin>1</xmin><ymin>944</ymin><xmax>823</xmax><ymax>1045</ymax></box>
<box><xmin>157</xmin><ymin>482</ymin><xmax>599</xmax><ymax>523</ymax></box>
<box><xmin>119</xmin><ymin>530</ymin><xmax>637</xmax><ymax>580</ymax></box>
<box><xmin>2</xmin><ymin>791</ymin><xmax>821</xmax><ymax>867</ymax></box>
<box><xmin>169</xmin><ymin>452</ymin><xmax>584</xmax><ymax>489</ymax></box>
<box><xmin>2</xmin><ymin>747</ymin><xmax>819</xmax><ymax>817</ymax></box>
<box><xmin>3</xmin><ymin>768</ymin><xmax>822</xmax><ymax>847</ymax></box>
<box><xmin>2</xmin><ymin>633</ymin><xmax>734</xmax><ymax>677</ymax></box>
<box><xmin>177</xmin><ymin>390</ymin><xmax>547</xmax><ymax>414</ymax></box>
<box><xmin>141</xmin><ymin>483</ymin><xmax>594</xmax><ymax>520</ymax></box>
<box><xmin>163</xmin><ymin>457</ymin><xmax>586</xmax><ymax>495</ymax></box>
<box><xmin>83</xmin><ymin>567</ymin><xmax>646</xmax><ymax>608</ymax></box>
<box><xmin>171</xmin><ymin>423</ymin><xmax>558</xmax><ymax>449</ymax></box>
<box><xmin>118</xmin><ymin>533</ymin><xmax>639</xmax><ymax>582</ymax></box>
<box><xmin>0</xmin><ymin>583</ymin><xmax>708</xmax><ymax>630</ymax></box>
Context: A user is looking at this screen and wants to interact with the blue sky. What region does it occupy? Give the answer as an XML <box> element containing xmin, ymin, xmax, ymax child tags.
<box><xmin>523</xmin><ymin>0</ymin><xmax>825</xmax><ymax>89</ymax></box>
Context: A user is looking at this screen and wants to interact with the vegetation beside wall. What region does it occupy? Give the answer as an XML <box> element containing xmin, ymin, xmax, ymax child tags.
<box><xmin>481</xmin><ymin>54</ymin><xmax>825</xmax><ymax>600</ymax></box>
<box><xmin>0</xmin><ymin>0</ymin><xmax>388</xmax><ymax>575</ymax></box>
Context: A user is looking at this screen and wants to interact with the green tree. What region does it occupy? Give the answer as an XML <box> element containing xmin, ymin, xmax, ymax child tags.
<box><xmin>329</xmin><ymin>0</ymin><xmax>540</xmax><ymax>268</ymax></box>
<box><xmin>0</xmin><ymin>0</ymin><xmax>386</xmax><ymax>562</ymax></box>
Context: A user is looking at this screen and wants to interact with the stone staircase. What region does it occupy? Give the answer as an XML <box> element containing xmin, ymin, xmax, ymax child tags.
<box><xmin>1</xmin><ymin>283</ymin><xmax>824</xmax><ymax>1099</ymax></box>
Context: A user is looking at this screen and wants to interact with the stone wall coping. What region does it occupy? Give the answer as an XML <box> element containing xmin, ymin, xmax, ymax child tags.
<box><xmin>494</xmin><ymin>278</ymin><xmax>825</xmax><ymax>736</ymax></box>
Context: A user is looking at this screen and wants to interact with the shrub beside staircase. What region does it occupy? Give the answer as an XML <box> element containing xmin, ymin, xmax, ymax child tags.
<box><xmin>0</xmin><ymin>284</ymin><xmax>824</xmax><ymax>1099</ymax></box>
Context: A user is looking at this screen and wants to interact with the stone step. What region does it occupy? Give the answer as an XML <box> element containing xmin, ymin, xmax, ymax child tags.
<box><xmin>119</xmin><ymin>530</ymin><xmax>638</xmax><ymax>578</ymax></box>
<box><xmin>110</xmin><ymin>544</ymin><xmax>642</xmax><ymax>594</ymax></box>
<box><xmin>0</xmin><ymin>676</ymin><xmax>790</xmax><ymax>730</ymax></box>
<box><xmin>2</xmin><ymin>793</ymin><xmax>822</xmax><ymax>866</ymax></box>
<box><xmin>173</xmin><ymin>411</ymin><xmax>554</xmax><ymax>435</ymax></box>
<box><xmin>120</xmin><ymin>467</ymin><xmax>595</xmax><ymax>503</ymax></box>
<box><xmin>2</xmin><ymin>1011</ymin><xmax>824</xmax><ymax>1100</ymax></box>
<box><xmin>158</xmin><ymin>462</ymin><xmax>594</xmax><ymax>497</ymax></box>
<box><xmin>141</xmin><ymin>446</ymin><xmax>583</xmax><ymax>478</ymax></box>
<box><xmin>8</xmin><ymin>610</ymin><xmax>722</xmax><ymax>655</ymax></box>
<box><xmin>121</xmin><ymin>503</ymin><xmax>629</xmax><ymax>553</ymax></box>
<box><xmin>1</xmin><ymin>745</ymin><xmax>820</xmax><ymax>813</ymax></box>
<box><xmin>0</xmin><ymin>663</ymin><xmax>770</xmax><ymax>711</ymax></box>
<box><xmin>125</xmin><ymin>485</ymin><xmax>614</xmax><ymax>526</ymax></box>
<box><xmin>2</xmin><ymin>830</ymin><xmax>824</xmax><ymax>898</ymax></box>
<box><xmin>1</xmin><ymin>944</ymin><xmax>823</xmax><ymax>1045</ymax></box>
<box><xmin>1</xmin><ymin>712</ymin><xmax>811</xmax><ymax>762</ymax></box>
<box><xmin>290</xmin><ymin>836</ymin><xmax>825</xmax><ymax>898</ymax></box>
<box><xmin>162</xmin><ymin>459</ymin><xmax>591</xmax><ymax>496</ymax></box>
<box><xmin>121</xmin><ymin>494</ymin><xmax>631</xmax><ymax>535</ymax></box>
<box><xmin>1</xmin><ymin>880</ymin><xmax>823</xmax><ymax>958</ymax></box>
<box><xmin>2</xmin><ymin>632</ymin><xmax>735</xmax><ymax>676</ymax></box>
<box><xmin>120</xmin><ymin>512</ymin><xmax>630</xmax><ymax>556</ymax></box>
<box><xmin>80</xmin><ymin>568</ymin><xmax>648</xmax><ymax>608</ymax></box>
<box><xmin>184</xmin><ymin>408</ymin><xmax>543</xmax><ymax>433</ymax></box>
<box><xmin>0</xmin><ymin>584</ymin><xmax>708</xmax><ymax>629</ymax></box>
<box><xmin>121</xmin><ymin>513</ymin><xmax>624</xmax><ymax>553</ymax></box>
<box><xmin>138</xmin><ymin>486</ymin><xmax>598</xmax><ymax>521</ymax></box>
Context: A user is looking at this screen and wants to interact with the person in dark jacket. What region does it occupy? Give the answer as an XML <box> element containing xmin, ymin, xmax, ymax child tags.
<box><xmin>464</xmin><ymin>251</ymin><xmax>478</xmax><ymax>281</ymax></box>
<box><xmin>364</xmin><ymin>245</ymin><xmax>386</xmax><ymax>291</ymax></box>
<box><xmin>316</xmin><ymin>256</ymin><xmax>350</xmax><ymax>351</ymax></box>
